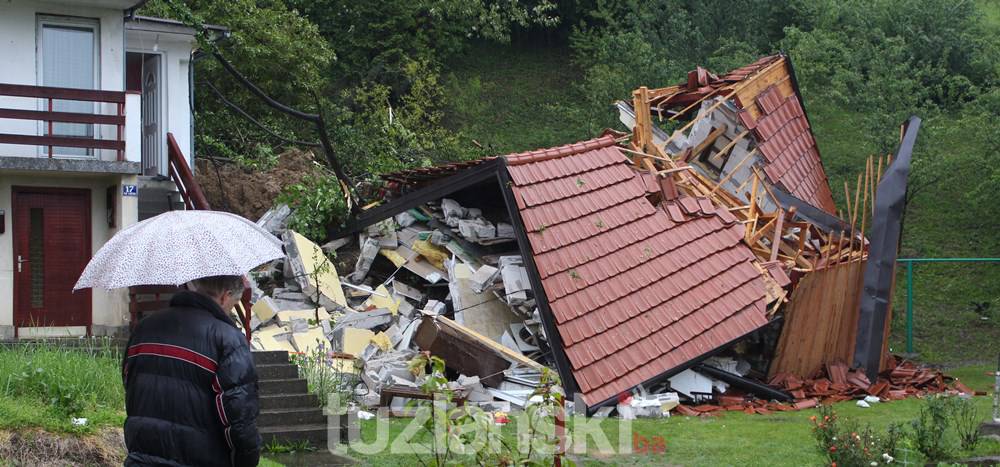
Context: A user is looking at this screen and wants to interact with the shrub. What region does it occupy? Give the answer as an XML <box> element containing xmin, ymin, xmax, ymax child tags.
<box><xmin>910</xmin><ymin>395</ymin><xmax>954</xmax><ymax>462</ymax></box>
<box><xmin>810</xmin><ymin>405</ymin><xmax>903</xmax><ymax>467</ymax></box>
<box><xmin>289</xmin><ymin>341</ymin><xmax>360</xmax><ymax>408</ymax></box>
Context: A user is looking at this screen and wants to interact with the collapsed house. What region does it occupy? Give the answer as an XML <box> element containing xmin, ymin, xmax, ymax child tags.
<box><xmin>239</xmin><ymin>54</ymin><xmax>959</xmax><ymax>417</ymax></box>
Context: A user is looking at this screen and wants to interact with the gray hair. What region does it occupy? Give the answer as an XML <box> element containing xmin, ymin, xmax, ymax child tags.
<box><xmin>189</xmin><ymin>275</ymin><xmax>245</xmax><ymax>297</ymax></box>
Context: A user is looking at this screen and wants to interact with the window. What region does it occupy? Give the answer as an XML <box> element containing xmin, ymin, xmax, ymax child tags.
<box><xmin>29</xmin><ymin>208</ymin><xmax>44</xmax><ymax>308</ymax></box>
<box><xmin>37</xmin><ymin>15</ymin><xmax>100</xmax><ymax>157</ymax></box>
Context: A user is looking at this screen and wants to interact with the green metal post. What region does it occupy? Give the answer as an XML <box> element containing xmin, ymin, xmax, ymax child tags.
<box><xmin>905</xmin><ymin>261</ymin><xmax>914</xmax><ymax>354</ymax></box>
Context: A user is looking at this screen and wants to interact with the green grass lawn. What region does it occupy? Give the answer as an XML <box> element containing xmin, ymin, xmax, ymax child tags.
<box><xmin>443</xmin><ymin>42</ymin><xmax>590</xmax><ymax>155</ymax></box>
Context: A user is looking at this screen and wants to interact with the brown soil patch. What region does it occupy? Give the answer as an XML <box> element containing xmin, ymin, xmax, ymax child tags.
<box><xmin>194</xmin><ymin>150</ymin><xmax>326</xmax><ymax>221</ymax></box>
<box><xmin>0</xmin><ymin>428</ymin><xmax>125</xmax><ymax>466</ymax></box>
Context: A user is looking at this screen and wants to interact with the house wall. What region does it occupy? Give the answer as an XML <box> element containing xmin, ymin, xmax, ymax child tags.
<box><xmin>0</xmin><ymin>171</ymin><xmax>138</xmax><ymax>338</ymax></box>
<box><xmin>125</xmin><ymin>29</ymin><xmax>196</xmax><ymax>170</ymax></box>
<box><xmin>0</xmin><ymin>0</ymin><xmax>126</xmax><ymax>161</ymax></box>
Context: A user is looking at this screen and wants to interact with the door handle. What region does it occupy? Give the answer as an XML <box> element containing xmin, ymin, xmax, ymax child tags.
<box><xmin>16</xmin><ymin>255</ymin><xmax>29</xmax><ymax>273</ymax></box>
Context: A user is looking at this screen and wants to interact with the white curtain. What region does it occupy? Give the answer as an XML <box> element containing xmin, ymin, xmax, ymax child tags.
<box><xmin>42</xmin><ymin>24</ymin><xmax>95</xmax><ymax>156</ymax></box>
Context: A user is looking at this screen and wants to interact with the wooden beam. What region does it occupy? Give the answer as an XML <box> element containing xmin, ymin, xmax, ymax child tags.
<box><xmin>769</xmin><ymin>209</ymin><xmax>785</xmax><ymax>262</ymax></box>
<box><xmin>710</xmin><ymin>147</ymin><xmax>758</xmax><ymax>195</ymax></box>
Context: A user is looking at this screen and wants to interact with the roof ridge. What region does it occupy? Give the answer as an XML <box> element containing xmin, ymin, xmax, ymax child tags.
<box><xmin>504</xmin><ymin>135</ymin><xmax>619</xmax><ymax>166</ymax></box>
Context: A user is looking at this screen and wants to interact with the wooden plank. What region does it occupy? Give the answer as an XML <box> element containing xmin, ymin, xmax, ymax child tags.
<box><xmin>0</xmin><ymin>108</ymin><xmax>124</xmax><ymax>125</ymax></box>
<box><xmin>709</xmin><ymin>148</ymin><xmax>758</xmax><ymax>195</ymax></box>
<box><xmin>0</xmin><ymin>83</ymin><xmax>125</xmax><ymax>103</ymax></box>
<box><xmin>0</xmin><ymin>133</ymin><xmax>124</xmax><ymax>150</ymax></box>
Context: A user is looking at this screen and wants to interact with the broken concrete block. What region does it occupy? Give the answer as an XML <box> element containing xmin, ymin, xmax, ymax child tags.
<box><xmin>321</xmin><ymin>236</ymin><xmax>352</xmax><ymax>255</ymax></box>
<box><xmin>429</xmin><ymin>230</ymin><xmax>451</xmax><ymax>246</ymax></box>
<box><xmin>366</xmin><ymin>219</ymin><xmax>399</xmax><ymax>249</ymax></box>
<box><xmin>256</xmin><ymin>204</ymin><xmax>292</xmax><ymax>235</ymax></box>
<box><xmin>276</xmin><ymin>308</ymin><xmax>331</xmax><ymax>324</ymax></box>
<box><xmin>395</xmin><ymin>211</ymin><xmax>417</xmax><ymax>228</ymax></box>
<box><xmin>390</xmin><ymin>280</ymin><xmax>423</xmax><ymax>302</ymax></box>
<box><xmin>349</xmin><ymin>236</ymin><xmax>381</xmax><ymax>283</ymax></box>
<box><xmin>499</xmin><ymin>256</ymin><xmax>530</xmax><ymax>305</ymax></box>
<box><xmin>273</xmin><ymin>290</ymin><xmax>311</xmax><ymax>302</ymax></box>
<box><xmin>496</xmin><ymin>223</ymin><xmax>515</xmax><ymax>239</ymax></box>
<box><xmin>254</xmin><ymin>324</ymin><xmax>296</xmax><ymax>353</ymax></box>
<box><xmin>470</xmin><ymin>264</ymin><xmax>500</xmax><ymax>293</ymax></box>
<box><xmin>424</xmin><ymin>300</ymin><xmax>447</xmax><ymax>315</ymax></box>
<box><xmin>252</xmin><ymin>296</ymin><xmax>279</xmax><ymax>323</ymax></box>
<box><xmin>396</xmin><ymin>298</ymin><xmax>415</xmax><ymax>318</ymax></box>
<box><xmin>291</xmin><ymin>326</ymin><xmax>328</xmax><ymax>354</ymax></box>
<box><xmin>334</xmin><ymin>309</ymin><xmax>393</xmax><ymax>331</ymax></box>
<box><xmin>441</xmin><ymin>198</ymin><xmax>466</xmax><ymax>219</ymax></box>
<box><xmin>288</xmin><ymin>319</ymin><xmax>310</xmax><ymax>333</ymax></box>
<box><xmin>283</xmin><ymin>230</ymin><xmax>349</xmax><ymax>309</ymax></box>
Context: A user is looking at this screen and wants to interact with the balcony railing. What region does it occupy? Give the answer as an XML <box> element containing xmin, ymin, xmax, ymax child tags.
<box><xmin>0</xmin><ymin>83</ymin><xmax>126</xmax><ymax>160</ymax></box>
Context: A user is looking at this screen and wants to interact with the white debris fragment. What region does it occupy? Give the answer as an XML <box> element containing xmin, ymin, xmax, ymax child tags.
<box><xmin>441</xmin><ymin>198</ymin><xmax>467</xmax><ymax>219</ymax></box>
<box><xmin>350</xmin><ymin>237</ymin><xmax>381</xmax><ymax>283</ymax></box>
<box><xmin>499</xmin><ymin>256</ymin><xmax>530</xmax><ymax>305</ymax></box>
<box><xmin>856</xmin><ymin>400</ymin><xmax>871</xmax><ymax>408</ymax></box>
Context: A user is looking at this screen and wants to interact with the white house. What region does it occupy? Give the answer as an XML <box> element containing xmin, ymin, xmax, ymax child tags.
<box><xmin>0</xmin><ymin>0</ymin><xmax>226</xmax><ymax>338</ymax></box>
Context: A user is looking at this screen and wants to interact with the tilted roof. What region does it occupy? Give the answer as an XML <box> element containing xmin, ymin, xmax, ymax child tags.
<box><xmin>506</xmin><ymin>136</ymin><xmax>769</xmax><ymax>405</ymax></box>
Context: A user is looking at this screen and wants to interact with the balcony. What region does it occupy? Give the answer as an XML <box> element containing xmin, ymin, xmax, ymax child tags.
<box><xmin>0</xmin><ymin>83</ymin><xmax>141</xmax><ymax>175</ymax></box>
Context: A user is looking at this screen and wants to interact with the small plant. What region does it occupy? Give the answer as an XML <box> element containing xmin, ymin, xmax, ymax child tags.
<box><xmin>910</xmin><ymin>395</ymin><xmax>953</xmax><ymax>462</ymax></box>
<box><xmin>950</xmin><ymin>396</ymin><xmax>982</xmax><ymax>451</ymax></box>
<box><xmin>810</xmin><ymin>405</ymin><xmax>901</xmax><ymax>467</ymax></box>
<box><xmin>263</xmin><ymin>438</ymin><xmax>314</xmax><ymax>454</ymax></box>
<box><xmin>289</xmin><ymin>341</ymin><xmax>359</xmax><ymax>408</ymax></box>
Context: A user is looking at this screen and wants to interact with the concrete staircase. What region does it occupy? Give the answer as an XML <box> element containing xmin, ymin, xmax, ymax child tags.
<box><xmin>254</xmin><ymin>350</ymin><xmax>328</xmax><ymax>448</ymax></box>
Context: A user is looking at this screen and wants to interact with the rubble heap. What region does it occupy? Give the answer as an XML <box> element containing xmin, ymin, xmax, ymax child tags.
<box><xmin>242</xmin><ymin>198</ymin><xmax>555</xmax><ymax>414</ymax></box>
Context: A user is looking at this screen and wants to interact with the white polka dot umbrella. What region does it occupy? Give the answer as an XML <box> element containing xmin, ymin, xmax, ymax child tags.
<box><xmin>74</xmin><ymin>210</ymin><xmax>284</xmax><ymax>290</ymax></box>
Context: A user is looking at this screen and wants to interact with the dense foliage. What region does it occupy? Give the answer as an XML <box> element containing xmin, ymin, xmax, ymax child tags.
<box><xmin>147</xmin><ymin>0</ymin><xmax>1000</xmax><ymax>244</ymax></box>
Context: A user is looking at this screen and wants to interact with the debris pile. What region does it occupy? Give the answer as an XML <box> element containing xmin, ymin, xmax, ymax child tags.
<box><xmin>243</xmin><ymin>197</ymin><xmax>556</xmax><ymax>413</ymax></box>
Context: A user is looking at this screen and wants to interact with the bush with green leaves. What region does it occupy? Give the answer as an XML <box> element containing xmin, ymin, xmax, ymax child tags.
<box><xmin>810</xmin><ymin>404</ymin><xmax>903</xmax><ymax>467</ymax></box>
<box><xmin>277</xmin><ymin>174</ymin><xmax>348</xmax><ymax>242</ymax></box>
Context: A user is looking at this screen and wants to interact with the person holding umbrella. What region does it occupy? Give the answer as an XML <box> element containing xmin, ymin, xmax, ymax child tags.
<box><xmin>76</xmin><ymin>211</ymin><xmax>286</xmax><ymax>466</ymax></box>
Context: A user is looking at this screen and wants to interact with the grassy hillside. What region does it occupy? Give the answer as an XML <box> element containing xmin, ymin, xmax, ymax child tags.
<box><xmin>444</xmin><ymin>42</ymin><xmax>1000</xmax><ymax>365</ymax></box>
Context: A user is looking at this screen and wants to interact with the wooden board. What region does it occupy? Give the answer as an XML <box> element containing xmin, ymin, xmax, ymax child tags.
<box><xmin>769</xmin><ymin>259</ymin><xmax>870</xmax><ymax>377</ymax></box>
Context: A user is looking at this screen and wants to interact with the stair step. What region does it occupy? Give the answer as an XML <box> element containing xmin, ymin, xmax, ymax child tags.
<box><xmin>260</xmin><ymin>378</ymin><xmax>308</xmax><ymax>394</ymax></box>
<box><xmin>253</xmin><ymin>350</ymin><xmax>290</xmax><ymax>365</ymax></box>
<box><xmin>257</xmin><ymin>364</ymin><xmax>299</xmax><ymax>380</ymax></box>
<box><xmin>260</xmin><ymin>424</ymin><xmax>328</xmax><ymax>447</ymax></box>
<box><xmin>259</xmin><ymin>407</ymin><xmax>327</xmax><ymax>427</ymax></box>
<box><xmin>260</xmin><ymin>393</ymin><xmax>321</xmax><ymax>410</ymax></box>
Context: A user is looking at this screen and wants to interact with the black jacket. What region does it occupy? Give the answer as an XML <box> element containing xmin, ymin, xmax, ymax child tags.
<box><xmin>123</xmin><ymin>291</ymin><xmax>261</xmax><ymax>467</ymax></box>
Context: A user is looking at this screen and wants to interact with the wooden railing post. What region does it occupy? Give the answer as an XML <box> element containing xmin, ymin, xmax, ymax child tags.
<box><xmin>47</xmin><ymin>97</ymin><xmax>53</xmax><ymax>158</ymax></box>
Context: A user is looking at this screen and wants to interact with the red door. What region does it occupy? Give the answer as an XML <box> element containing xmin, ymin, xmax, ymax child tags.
<box><xmin>12</xmin><ymin>187</ymin><xmax>92</xmax><ymax>335</ymax></box>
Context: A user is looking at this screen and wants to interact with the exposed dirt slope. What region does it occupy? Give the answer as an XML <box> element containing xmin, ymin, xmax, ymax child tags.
<box><xmin>194</xmin><ymin>150</ymin><xmax>326</xmax><ymax>221</ymax></box>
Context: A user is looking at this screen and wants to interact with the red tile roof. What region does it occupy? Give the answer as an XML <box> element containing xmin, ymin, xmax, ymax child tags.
<box><xmin>506</xmin><ymin>136</ymin><xmax>769</xmax><ymax>405</ymax></box>
<box><xmin>739</xmin><ymin>86</ymin><xmax>837</xmax><ymax>213</ymax></box>
<box><xmin>657</xmin><ymin>54</ymin><xmax>837</xmax><ymax>214</ymax></box>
